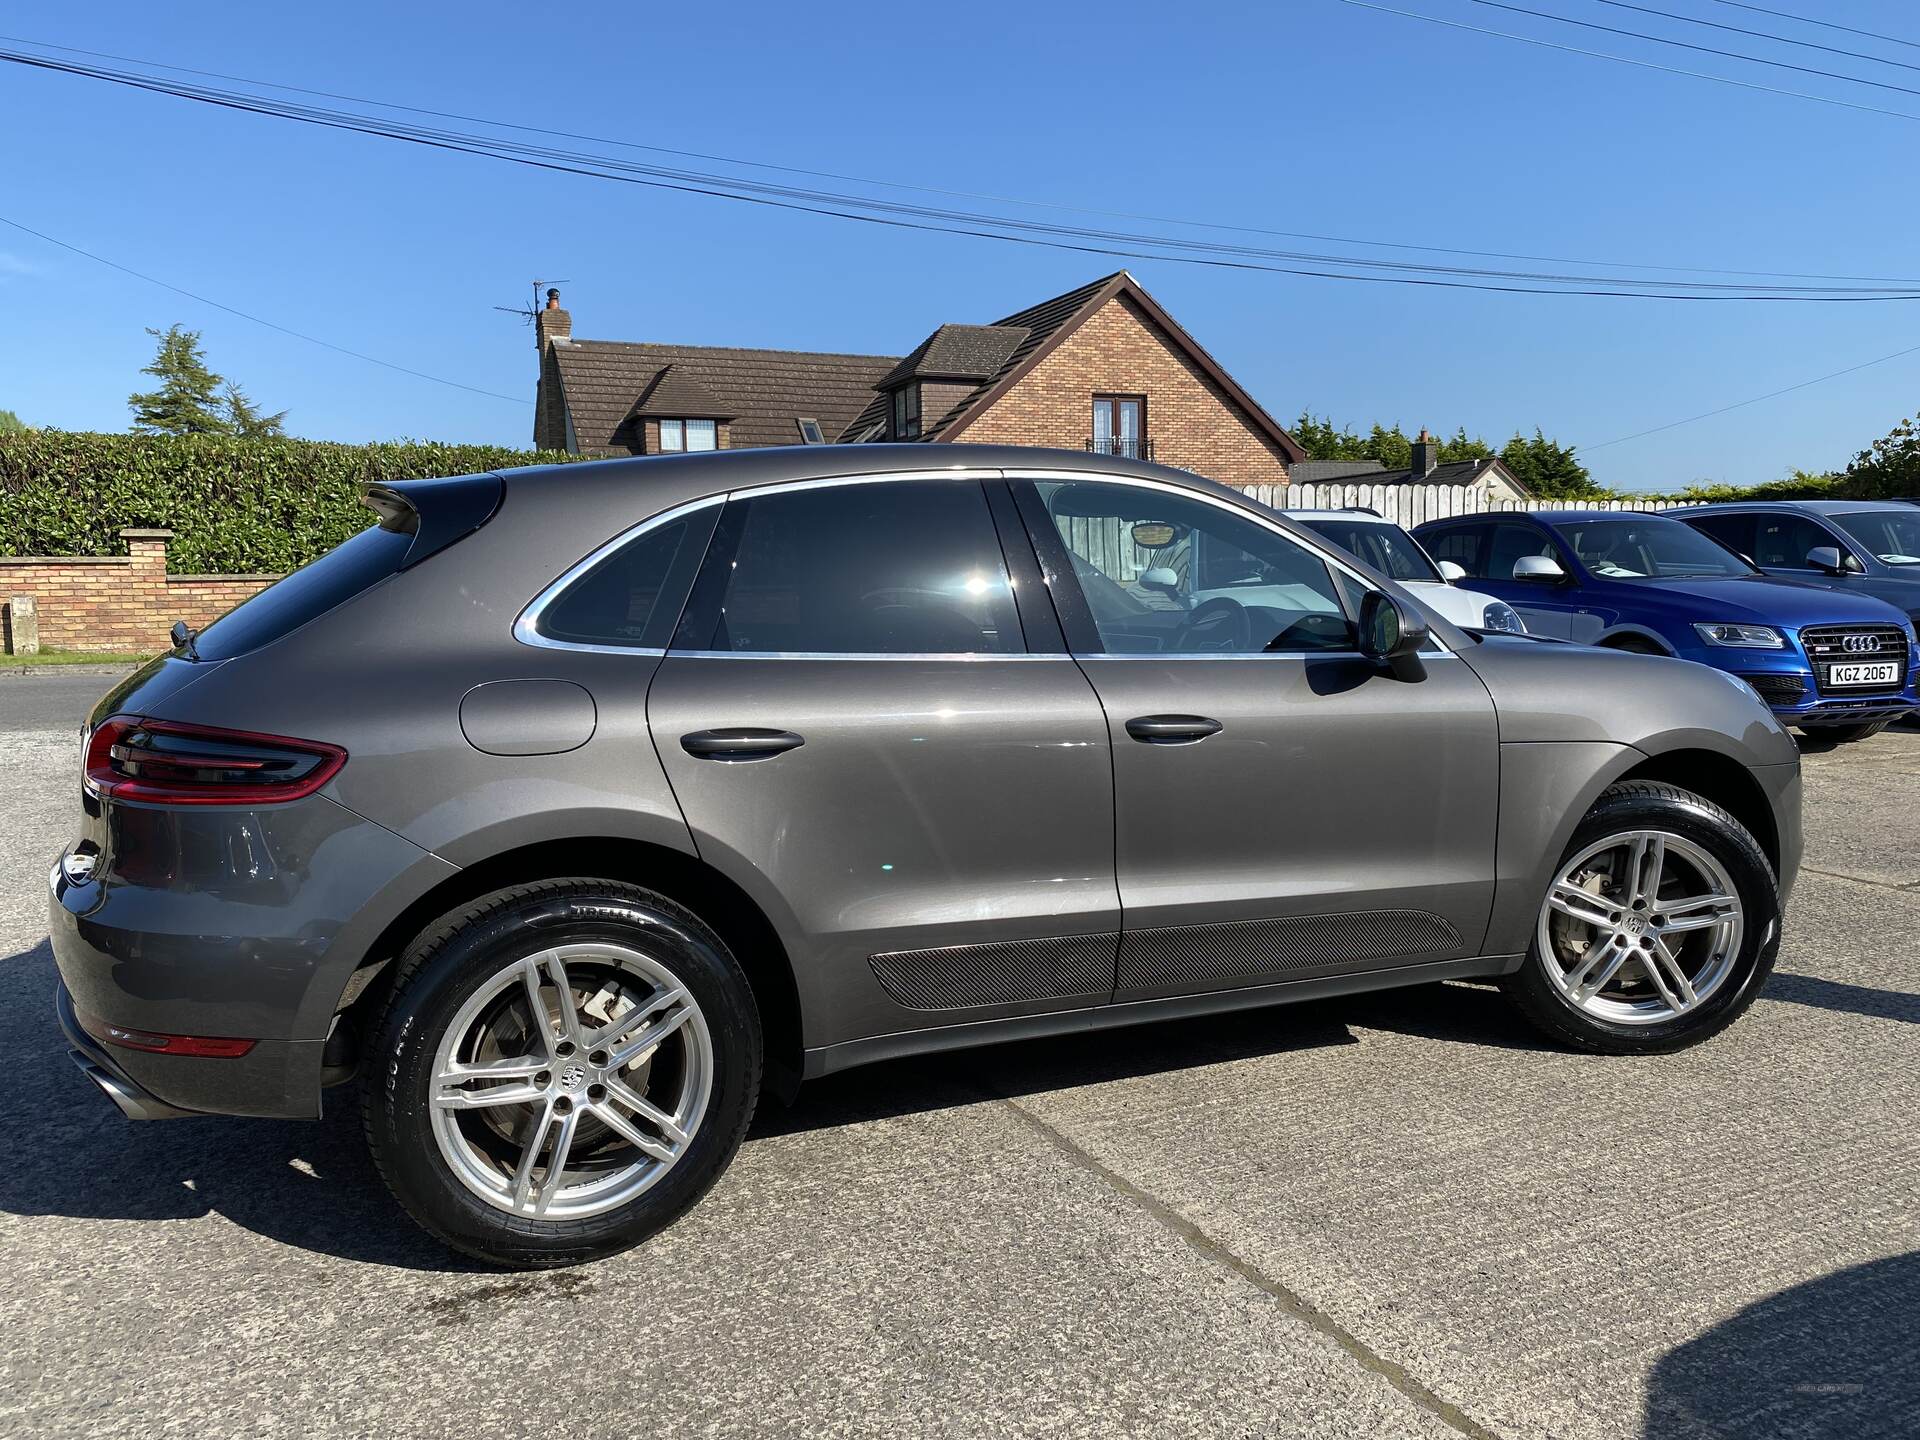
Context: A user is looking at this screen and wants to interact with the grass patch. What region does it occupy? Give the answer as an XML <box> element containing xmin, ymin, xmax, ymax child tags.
<box><xmin>3</xmin><ymin>649</ymin><xmax>155</xmax><ymax>668</ymax></box>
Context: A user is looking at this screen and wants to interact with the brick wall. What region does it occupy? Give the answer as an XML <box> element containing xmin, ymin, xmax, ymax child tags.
<box><xmin>955</xmin><ymin>293</ymin><xmax>1294</xmax><ymax>488</ymax></box>
<box><xmin>1</xmin><ymin>528</ymin><xmax>277</xmax><ymax>654</ymax></box>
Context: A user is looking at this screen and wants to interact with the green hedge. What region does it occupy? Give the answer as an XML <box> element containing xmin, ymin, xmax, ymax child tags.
<box><xmin>0</xmin><ymin>432</ymin><xmax>576</xmax><ymax>573</ymax></box>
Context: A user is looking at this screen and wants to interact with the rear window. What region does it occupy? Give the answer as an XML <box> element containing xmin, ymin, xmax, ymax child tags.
<box><xmin>191</xmin><ymin>524</ymin><xmax>411</xmax><ymax>661</ymax></box>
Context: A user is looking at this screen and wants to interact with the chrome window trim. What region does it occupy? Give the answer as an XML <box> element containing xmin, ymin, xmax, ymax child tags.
<box><xmin>513</xmin><ymin>495</ymin><xmax>725</xmax><ymax>655</ymax></box>
<box><xmin>1009</xmin><ymin>467</ymin><xmax>1457</xmax><ymax>658</ymax></box>
<box><xmin>1070</xmin><ymin>649</ymin><xmax>1458</xmax><ymax>662</ymax></box>
<box><xmin>722</xmin><ymin>466</ymin><xmax>1002</xmax><ymax>502</ymax></box>
<box><xmin>666</xmin><ymin>650</ymin><xmax>1070</xmax><ymax>662</ymax></box>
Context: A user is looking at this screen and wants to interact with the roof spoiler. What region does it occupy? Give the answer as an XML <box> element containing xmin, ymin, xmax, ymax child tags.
<box><xmin>361</xmin><ymin>472</ymin><xmax>505</xmax><ymax>568</ymax></box>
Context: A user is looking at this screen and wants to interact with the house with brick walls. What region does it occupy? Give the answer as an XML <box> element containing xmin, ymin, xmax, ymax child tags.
<box><xmin>530</xmin><ymin>271</ymin><xmax>1313</xmax><ymax>489</ymax></box>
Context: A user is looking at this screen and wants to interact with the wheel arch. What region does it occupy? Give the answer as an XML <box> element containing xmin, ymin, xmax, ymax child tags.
<box><xmin>334</xmin><ymin>837</ymin><xmax>805</xmax><ymax>1103</ymax></box>
<box><xmin>1612</xmin><ymin>748</ymin><xmax>1781</xmax><ymax>877</ymax></box>
<box><xmin>1593</xmin><ymin>625</ymin><xmax>1675</xmax><ymax>655</ymax></box>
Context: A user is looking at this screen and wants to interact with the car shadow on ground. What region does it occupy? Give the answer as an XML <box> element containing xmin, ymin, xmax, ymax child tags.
<box><xmin>1646</xmin><ymin>1251</ymin><xmax>1920</xmax><ymax>1438</ymax></box>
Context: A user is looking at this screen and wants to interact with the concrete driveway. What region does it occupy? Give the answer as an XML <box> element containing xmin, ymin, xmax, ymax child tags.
<box><xmin>2</xmin><ymin>671</ymin><xmax>1915</xmax><ymax>1439</ymax></box>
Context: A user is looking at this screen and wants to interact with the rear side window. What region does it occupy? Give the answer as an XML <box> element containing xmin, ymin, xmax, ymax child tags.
<box><xmin>192</xmin><ymin>524</ymin><xmax>411</xmax><ymax>661</ymax></box>
<box><xmin>534</xmin><ymin>509</ymin><xmax>716</xmax><ymax>650</ymax></box>
<box><xmin>690</xmin><ymin>480</ymin><xmax>1022</xmax><ymax>654</ymax></box>
<box><xmin>1685</xmin><ymin>512</ymin><xmax>1755</xmax><ymax>559</ymax></box>
<box><xmin>1423</xmin><ymin>524</ymin><xmax>1489</xmax><ymax>577</ymax></box>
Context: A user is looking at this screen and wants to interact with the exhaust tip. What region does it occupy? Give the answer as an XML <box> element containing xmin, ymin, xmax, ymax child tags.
<box><xmin>68</xmin><ymin>1051</ymin><xmax>194</xmax><ymax>1122</ymax></box>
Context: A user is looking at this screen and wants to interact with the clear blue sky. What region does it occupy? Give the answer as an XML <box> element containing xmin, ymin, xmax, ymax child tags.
<box><xmin>3</xmin><ymin>0</ymin><xmax>1918</xmax><ymax>491</ymax></box>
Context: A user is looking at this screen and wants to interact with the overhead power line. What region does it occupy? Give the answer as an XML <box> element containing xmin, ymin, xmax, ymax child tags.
<box><xmin>1593</xmin><ymin>0</ymin><xmax>1920</xmax><ymax>75</ymax></box>
<box><xmin>1</xmin><ymin>30</ymin><xmax>1908</xmax><ymax>286</ymax></box>
<box><xmin>1708</xmin><ymin>1</ymin><xmax>1920</xmax><ymax>53</ymax></box>
<box><xmin>1582</xmin><ymin>340</ymin><xmax>1920</xmax><ymax>451</ymax></box>
<box><xmin>1466</xmin><ymin>0</ymin><xmax>1920</xmax><ymax>100</ymax></box>
<box><xmin>5</xmin><ymin>44</ymin><xmax>1919</xmax><ymax>302</ymax></box>
<box><xmin>0</xmin><ymin>214</ymin><xmax>528</xmax><ymax>405</ymax></box>
<box><xmin>1334</xmin><ymin>0</ymin><xmax>1920</xmax><ymax>125</ymax></box>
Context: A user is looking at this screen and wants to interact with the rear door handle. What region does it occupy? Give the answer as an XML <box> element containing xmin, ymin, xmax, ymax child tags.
<box><xmin>680</xmin><ymin>728</ymin><xmax>806</xmax><ymax>762</ymax></box>
<box><xmin>1124</xmin><ymin>715</ymin><xmax>1223</xmax><ymax>744</ymax></box>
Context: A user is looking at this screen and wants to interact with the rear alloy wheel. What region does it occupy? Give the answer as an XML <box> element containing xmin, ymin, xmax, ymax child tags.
<box><xmin>366</xmin><ymin>881</ymin><xmax>761</xmax><ymax>1268</ymax></box>
<box><xmin>1503</xmin><ymin>781</ymin><xmax>1779</xmax><ymax>1054</ymax></box>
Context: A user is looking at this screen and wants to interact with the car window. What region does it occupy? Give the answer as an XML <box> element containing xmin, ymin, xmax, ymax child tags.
<box><xmin>535</xmin><ymin>511</ymin><xmax>715</xmax><ymax>649</ymax></box>
<box><xmin>700</xmin><ymin>479</ymin><xmax>1021</xmax><ymax>654</ymax></box>
<box><xmin>1032</xmin><ymin>480</ymin><xmax>1354</xmax><ymax>654</ymax></box>
<box><xmin>193</xmin><ymin>523</ymin><xmax>413</xmax><ymax>661</ymax></box>
<box><xmin>1830</xmin><ymin>511</ymin><xmax>1920</xmax><ymax>567</ymax></box>
<box><xmin>1423</xmin><ymin>524</ymin><xmax>1491</xmax><ymax>578</ymax></box>
<box><xmin>1559</xmin><ymin>517</ymin><xmax>1757</xmax><ymax>578</ymax></box>
<box><xmin>1683</xmin><ymin>512</ymin><xmax>1756</xmax><ymax>560</ymax></box>
<box><xmin>1298</xmin><ymin>518</ymin><xmax>1443</xmax><ymax>583</ymax></box>
<box><xmin>1485</xmin><ymin>522</ymin><xmax>1559</xmax><ymax>581</ymax></box>
<box><xmin>1750</xmin><ymin>514</ymin><xmax>1845</xmax><ymax>570</ymax></box>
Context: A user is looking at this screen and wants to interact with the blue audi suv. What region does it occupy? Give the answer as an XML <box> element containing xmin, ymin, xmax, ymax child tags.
<box><xmin>1414</xmin><ymin>509</ymin><xmax>1919</xmax><ymax>742</ymax></box>
<box><xmin>1667</xmin><ymin>500</ymin><xmax>1920</xmax><ymax>630</ymax></box>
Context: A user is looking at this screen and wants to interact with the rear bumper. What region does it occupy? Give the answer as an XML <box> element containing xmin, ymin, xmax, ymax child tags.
<box><xmin>55</xmin><ymin>982</ymin><xmax>196</xmax><ymax>1121</ymax></box>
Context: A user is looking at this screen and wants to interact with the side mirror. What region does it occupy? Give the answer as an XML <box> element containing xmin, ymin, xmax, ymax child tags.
<box><xmin>1805</xmin><ymin>545</ymin><xmax>1862</xmax><ymax>575</ymax></box>
<box><xmin>1437</xmin><ymin>560</ymin><xmax>1467</xmax><ymax>582</ymax></box>
<box><xmin>1359</xmin><ymin>590</ymin><xmax>1429</xmax><ymax>681</ymax></box>
<box><xmin>1512</xmin><ymin>554</ymin><xmax>1566</xmax><ymax>582</ymax></box>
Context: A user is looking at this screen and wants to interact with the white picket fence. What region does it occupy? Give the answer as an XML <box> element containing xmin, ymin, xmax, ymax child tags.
<box><xmin>1233</xmin><ymin>481</ymin><xmax>1678</xmax><ymax>529</ymax></box>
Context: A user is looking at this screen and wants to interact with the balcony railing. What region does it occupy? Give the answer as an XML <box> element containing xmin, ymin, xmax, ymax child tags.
<box><xmin>1085</xmin><ymin>435</ymin><xmax>1154</xmax><ymax>462</ymax></box>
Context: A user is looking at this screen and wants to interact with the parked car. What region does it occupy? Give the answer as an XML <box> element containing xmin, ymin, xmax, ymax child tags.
<box><xmin>1414</xmin><ymin>509</ymin><xmax>1920</xmax><ymax>742</ymax></box>
<box><xmin>1285</xmin><ymin>508</ymin><xmax>1527</xmax><ymax>634</ymax></box>
<box><xmin>54</xmin><ymin>447</ymin><xmax>1802</xmax><ymax>1268</ymax></box>
<box><xmin>1668</xmin><ymin>500</ymin><xmax>1920</xmax><ymax>630</ymax></box>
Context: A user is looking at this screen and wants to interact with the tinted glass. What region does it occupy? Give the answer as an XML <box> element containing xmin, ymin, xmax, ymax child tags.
<box><xmin>1559</xmin><ymin>517</ymin><xmax>1757</xmax><ymax>578</ymax></box>
<box><xmin>193</xmin><ymin>523</ymin><xmax>411</xmax><ymax>661</ymax></box>
<box><xmin>1832</xmin><ymin>510</ymin><xmax>1920</xmax><ymax>566</ymax></box>
<box><xmin>1299</xmin><ymin>518</ymin><xmax>1443</xmax><ymax>583</ymax></box>
<box><xmin>1034</xmin><ymin>480</ymin><xmax>1353</xmax><ymax>654</ymax></box>
<box><xmin>537</xmin><ymin>513</ymin><xmax>711</xmax><ymax>649</ymax></box>
<box><xmin>1424</xmin><ymin>524</ymin><xmax>1490</xmax><ymax>577</ymax></box>
<box><xmin>1683</xmin><ymin>512</ymin><xmax>1755</xmax><ymax>559</ymax></box>
<box><xmin>1486</xmin><ymin>522</ymin><xmax>1560</xmax><ymax>581</ymax></box>
<box><xmin>1752</xmin><ymin>513</ymin><xmax>1843</xmax><ymax>569</ymax></box>
<box><xmin>704</xmin><ymin>480</ymin><xmax>1020</xmax><ymax>654</ymax></box>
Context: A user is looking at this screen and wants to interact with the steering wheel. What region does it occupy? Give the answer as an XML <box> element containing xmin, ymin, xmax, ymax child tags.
<box><xmin>1179</xmin><ymin>596</ymin><xmax>1253</xmax><ymax>652</ymax></box>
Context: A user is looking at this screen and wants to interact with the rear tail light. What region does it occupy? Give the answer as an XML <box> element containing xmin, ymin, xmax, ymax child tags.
<box><xmin>76</xmin><ymin>1009</ymin><xmax>255</xmax><ymax>1058</ymax></box>
<box><xmin>84</xmin><ymin>716</ymin><xmax>346</xmax><ymax>806</ymax></box>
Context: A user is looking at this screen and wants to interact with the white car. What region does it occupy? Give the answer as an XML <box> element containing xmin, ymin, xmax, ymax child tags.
<box><xmin>1287</xmin><ymin>509</ymin><xmax>1527</xmax><ymax>634</ymax></box>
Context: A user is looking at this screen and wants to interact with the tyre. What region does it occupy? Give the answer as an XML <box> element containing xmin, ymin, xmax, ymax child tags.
<box><xmin>1502</xmin><ymin>781</ymin><xmax>1780</xmax><ymax>1055</ymax></box>
<box><xmin>1800</xmin><ymin>718</ymin><xmax>1891</xmax><ymax>744</ymax></box>
<box><xmin>364</xmin><ymin>879</ymin><xmax>762</xmax><ymax>1268</ymax></box>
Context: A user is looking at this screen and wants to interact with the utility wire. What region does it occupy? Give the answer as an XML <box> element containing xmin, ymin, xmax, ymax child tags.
<box><xmin>1592</xmin><ymin>0</ymin><xmax>1920</xmax><ymax>75</ymax></box>
<box><xmin>1334</xmin><ymin>0</ymin><xmax>1920</xmax><ymax>125</ymax></box>
<box><xmin>1</xmin><ymin>30</ymin><xmax>1908</xmax><ymax>286</ymax></box>
<box><xmin>1582</xmin><ymin>340</ymin><xmax>1920</xmax><ymax>450</ymax></box>
<box><xmin>1466</xmin><ymin>0</ymin><xmax>1920</xmax><ymax>101</ymax></box>
<box><xmin>6</xmin><ymin>46</ymin><xmax>1919</xmax><ymax>302</ymax></box>
<box><xmin>1709</xmin><ymin>1</ymin><xmax>1920</xmax><ymax>53</ymax></box>
<box><xmin>0</xmin><ymin>214</ymin><xmax>529</xmax><ymax>405</ymax></box>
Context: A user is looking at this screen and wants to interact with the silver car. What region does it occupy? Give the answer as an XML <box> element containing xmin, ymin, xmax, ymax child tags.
<box><xmin>50</xmin><ymin>446</ymin><xmax>1802</xmax><ymax>1267</ymax></box>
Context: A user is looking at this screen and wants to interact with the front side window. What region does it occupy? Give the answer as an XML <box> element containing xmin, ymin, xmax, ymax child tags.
<box><xmin>534</xmin><ymin>511</ymin><xmax>715</xmax><ymax>649</ymax></box>
<box><xmin>1832</xmin><ymin>510</ymin><xmax>1920</xmax><ymax>566</ymax></box>
<box><xmin>1485</xmin><ymin>522</ymin><xmax>1562</xmax><ymax>581</ymax></box>
<box><xmin>1752</xmin><ymin>513</ymin><xmax>1843</xmax><ymax>570</ymax></box>
<box><xmin>1297</xmin><ymin>518</ymin><xmax>1443</xmax><ymax>583</ymax></box>
<box><xmin>658</xmin><ymin>418</ymin><xmax>718</xmax><ymax>453</ymax></box>
<box><xmin>1031</xmin><ymin>479</ymin><xmax>1353</xmax><ymax>654</ymax></box>
<box><xmin>697</xmin><ymin>480</ymin><xmax>1020</xmax><ymax>654</ymax></box>
<box><xmin>890</xmin><ymin>386</ymin><xmax>921</xmax><ymax>440</ymax></box>
<box><xmin>1559</xmin><ymin>518</ymin><xmax>1758</xmax><ymax>579</ymax></box>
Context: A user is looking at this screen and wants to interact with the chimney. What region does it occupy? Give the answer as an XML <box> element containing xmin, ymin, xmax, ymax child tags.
<box><xmin>535</xmin><ymin>287</ymin><xmax>572</xmax><ymax>351</ymax></box>
<box><xmin>1410</xmin><ymin>427</ymin><xmax>1439</xmax><ymax>477</ymax></box>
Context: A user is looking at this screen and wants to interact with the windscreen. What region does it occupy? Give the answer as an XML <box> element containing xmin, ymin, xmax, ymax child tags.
<box><xmin>1831</xmin><ymin>510</ymin><xmax>1920</xmax><ymax>567</ymax></box>
<box><xmin>1298</xmin><ymin>518</ymin><xmax>1443</xmax><ymax>583</ymax></box>
<box><xmin>1558</xmin><ymin>517</ymin><xmax>1758</xmax><ymax>579</ymax></box>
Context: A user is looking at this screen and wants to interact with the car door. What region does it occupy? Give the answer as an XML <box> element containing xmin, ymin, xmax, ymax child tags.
<box><xmin>647</xmin><ymin>472</ymin><xmax>1120</xmax><ymax>1053</ymax></box>
<box><xmin>1012</xmin><ymin>473</ymin><xmax>1500</xmax><ymax>1004</ymax></box>
<box><xmin>1479</xmin><ymin>519</ymin><xmax>1584</xmax><ymax>638</ymax></box>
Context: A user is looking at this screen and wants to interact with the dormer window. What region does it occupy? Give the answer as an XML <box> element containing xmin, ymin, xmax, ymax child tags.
<box><xmin>891</xmin><ymin>385</ymin><xmax>921</xmax><ymax>440</ymax></box>
<box><xmin>659</xmin><ymin>419</ymin><xmax>717</xmax><ymax>453</ymax></box>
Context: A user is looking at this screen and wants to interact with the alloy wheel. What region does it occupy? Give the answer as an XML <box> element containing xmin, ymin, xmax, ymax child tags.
<box><xmin>1536</xmin><ymin>829</ymin><xmax>1744</xmax><ymax>1026</ymax></box>
<box><xmin>428</xmin><ymin>942</ymin><xmax>713</xmax><ymax>1219</ymax></box>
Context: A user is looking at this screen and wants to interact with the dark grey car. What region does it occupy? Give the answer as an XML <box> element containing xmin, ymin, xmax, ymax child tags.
<box><xmin>50</xmin><ymin>446</ymin><xmax>1803</xmax><ymax>1267</ymax></box>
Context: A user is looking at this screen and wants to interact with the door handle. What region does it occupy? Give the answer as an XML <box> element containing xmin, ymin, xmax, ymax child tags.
<box><xmin>1124</xmin><ymin>715</ymin><xmax>1223</xmax><ymax>744</ymax></box>
<box><xmin>680</xmin><ymin>728</ymin><xmax>806</xmax><ymax>762</ymax></box>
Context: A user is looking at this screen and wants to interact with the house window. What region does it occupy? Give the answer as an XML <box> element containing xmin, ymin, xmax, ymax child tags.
<box><xmin>891</xmin><ymin>385</ymin><xmax>920</xmax><ymax>440</ymax></box>
<box><xmin>1091</xmin><ymin>395</ymin><xmax>1147</xmax><ymax>460</ymax></box>
<box><xmin>659</xmin><ymin>418</ymin><xmax>718</xmax><ymax>453</ymax></box>
<box><xmin>797</xmin><ymin>417</ymin><xmax>825</xmax><ymax>445</ymax></box>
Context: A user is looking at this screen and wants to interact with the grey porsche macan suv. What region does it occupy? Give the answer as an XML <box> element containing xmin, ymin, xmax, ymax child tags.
<box><xmin>51</xmin><ymin>446</ymin><xmax>1803</xmax><ymax>1267</ymax></box>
